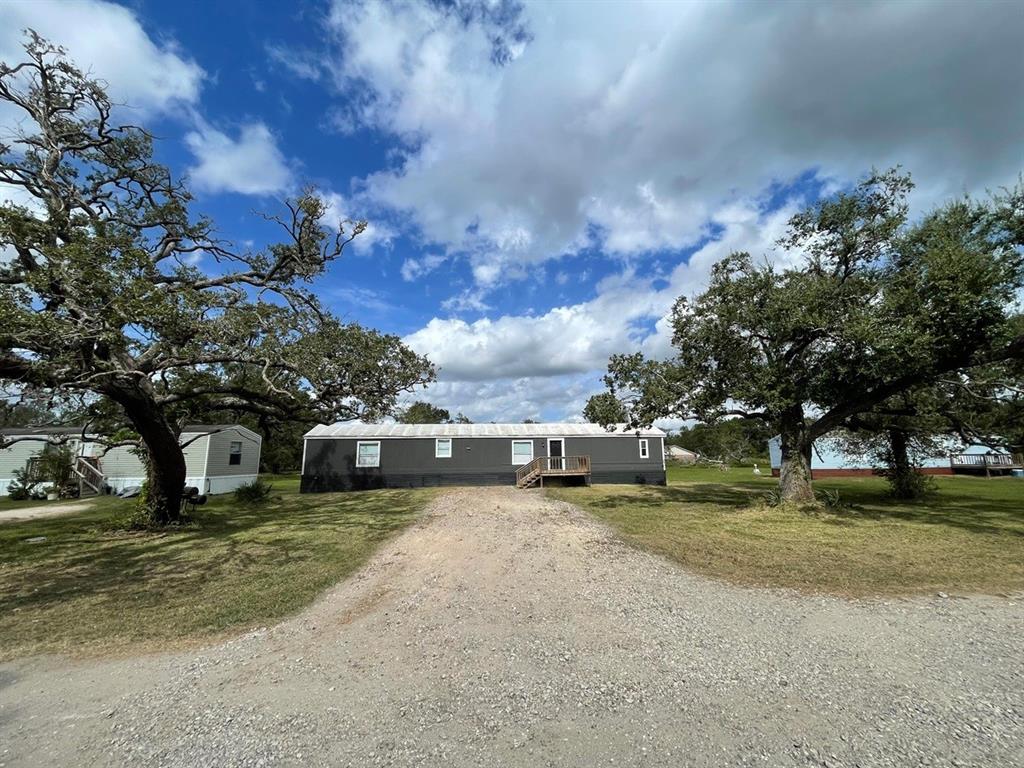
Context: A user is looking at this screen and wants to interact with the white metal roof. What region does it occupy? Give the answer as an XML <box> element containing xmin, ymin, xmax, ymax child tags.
<box><xmin>304</xmin><ymin>422</ymin><xmax>666</xmax><ymax>439</ymax></box>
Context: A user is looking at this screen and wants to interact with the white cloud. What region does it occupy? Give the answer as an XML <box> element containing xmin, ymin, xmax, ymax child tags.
<box><xmin>440</xmin><ymin>289</ymin><xmax>491</xmax><ymax>314</ymax></box>
<box><xmin>401</xmin><ymin>253</ymin><xmax>447</xmax><ymax>281</ymax></box>
<box><xmin>411</xmin><ymin>374</ymin><xmax>600</xmax><ymax>424</ymax></box>
<box><xmin>0</xmin><ymin>0</ymin><xmax>203</xmax><ymax>117</ymax></box>
<box><xmin>185</xmin><ymin>122</ymin><xmax>293</xmax><ymax>196</ymax></box>
<box><xmin>325</xmin><ymin>0</ymin><xmax>1024</xmax><ymax>288</ymax></box>
<box><xmin>319</xmin><ymin>191</ymin><xmax>394</xmax><ymax>255</ymax></box>
<box><xmin>406</xmin><ymin>197</ymin><xmax>798</xmax><ymax>393</ymax></box>
<box><xmin>266</xmin><ymin>43</ymin><xmax>323</xmax><ymax>82</ymax></box>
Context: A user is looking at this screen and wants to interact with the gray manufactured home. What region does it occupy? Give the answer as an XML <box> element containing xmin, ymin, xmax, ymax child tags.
<box><xmin>301</xmin><ymin>422</ymin><xmax>666</xmax><ymax>492</ymax></box>
<box><xmin>0</xmin><ymin>424</ymin><xmax>261</xmax><ymax>496</ymax></box>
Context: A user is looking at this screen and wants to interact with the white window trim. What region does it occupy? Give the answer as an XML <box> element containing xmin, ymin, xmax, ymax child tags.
<box><xmin>639</xmin><ymin>438</ymin><xmax>649</xmax><ymax>459</ymax></box>
<box><xmin>435</xmin><ymin>438</ymin><xmax>452</xmax><ymax>458</ymax></box>
<box><xmin>511</xmin><ymin>439</ymin><xmax>534</xmax><ymax>465</ymax></box>
<box><xmin>356</xmin><ymin>440</ymin><xmax>381</xmax><ymax>468</ymax></box>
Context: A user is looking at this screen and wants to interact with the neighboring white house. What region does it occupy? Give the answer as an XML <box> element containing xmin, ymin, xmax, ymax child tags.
<box><xmin>767</xmin><ymin>435</ymin><xmax>1014</xmax><ymax>477</ymax></box>
<box><xmin>0</xmin><ymin>424</ymin><xmax>261</xmax><ymax>495</ymax></box>
<box><xmin>665</xmin><ymin>445</ymin><xmax>698</xmax><ymax>463</ymax></box>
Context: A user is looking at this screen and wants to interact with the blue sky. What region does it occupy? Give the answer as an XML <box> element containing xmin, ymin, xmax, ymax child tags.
<box><xmin>2</xmin><ymin>0</ymin><xmax>1022</xmax><ymax>425</ymax></box>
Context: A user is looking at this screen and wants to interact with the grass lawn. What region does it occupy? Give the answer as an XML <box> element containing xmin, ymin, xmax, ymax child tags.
<box><xmin>0</xmin><ymin>475</ymin><xmax>438</xmax><ymax>660</ymax></box>
<box><xmin>548</xmin><ymin>465</ymin><xmax>1024</xmax><ymax>596</ymax></box>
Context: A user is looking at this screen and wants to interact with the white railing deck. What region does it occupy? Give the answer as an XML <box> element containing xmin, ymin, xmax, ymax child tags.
<box><xmin>950</xmin><ymin>453</ymin><xmax>1020</xmax><ymax>468</ymax></box>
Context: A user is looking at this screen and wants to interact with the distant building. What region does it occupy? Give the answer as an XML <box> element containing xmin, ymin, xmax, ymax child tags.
<box><xmin>0</xmin><ymin>425</ymin><xmax>261</xmax><ymax>496</ymax></box>
<box><xmin>767</xmin><ymin>435</ymin><xmax>1019</xmax><ymax>478</ymax></box>
<box><xmin>665</xmin><ymin>445</ymin><xmax>698</xmax><ymax>464</ymax></box>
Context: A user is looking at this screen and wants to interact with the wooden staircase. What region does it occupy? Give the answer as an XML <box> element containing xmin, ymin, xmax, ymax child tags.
<box><xmin>515</xmin><ymin>455</ymin><xmax>591</xmax><ymax>489</ymax></box>
<box><xmin>72</xmin><ymin>456</ymin><xmax>105</xmax><ymax>497</ymax></box>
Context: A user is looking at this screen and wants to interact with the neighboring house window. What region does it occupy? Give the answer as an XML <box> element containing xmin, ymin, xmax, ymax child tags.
<box><xmin>435</xmin><ymin>438</ymin><xmax>452</xmax><ymax>458</ymax></box>
<box><xmin>229</xmin><ymin>441</ymin><xmax>242</xmax><ymax>466</ymax></box>
<box><xmin>511</xmin><ymin>440</ymin><xmax>534</xmax><ymax>465</ymax></box>
<box><xmin>639</xmin><ymin>439</ymin><xmax>649</xmax><ymax>459</ymax></box>
<box><xmin>356</xmin><ymin>440</ymin><xmax>381</xmax><ymax>468</ymax></box>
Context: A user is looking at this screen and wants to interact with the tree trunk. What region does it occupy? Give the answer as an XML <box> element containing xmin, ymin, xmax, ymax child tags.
<box><xmin>107</xmin><ymin>387</ymin><xmax>186</xmax><ymax>525</ymax></box>
<box><xmin>778</xmin><ymin>407</ymin><xmax>815</xmax><ymax>502</ymax></box>
<box><xmin>885</xmin><ymin>427</ymin><xmax>922</xmax><ymax>500</ymax></box>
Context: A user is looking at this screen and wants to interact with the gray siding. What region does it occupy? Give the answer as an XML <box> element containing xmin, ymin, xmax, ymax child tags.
<box><xmin>0</xmin><ymin>431</ymin><xmax>255</xmax><ymax>483</ymax></box>
<box><xmin>94</xmin><ymin>444</ymin><xmax>147</xmax><ymax>479</ymax></box>
<box><xmin>0</xmin><ymin>439</ymin><xmax>61</xmax><ymax>479</ymax></box>
<box><xmin>301</xmin><ymin>435</ymin><xmax>665</xmax><ymax>492</ymax></box>
<box><xmin>204</xmin><ymin>429</ymin><xmax>261</xmax><ymax>477</ymax></box>
<box><xmin>0</xmin><ymin>437</ymin><xmax>96</xmax><ymax>480</ymax></box>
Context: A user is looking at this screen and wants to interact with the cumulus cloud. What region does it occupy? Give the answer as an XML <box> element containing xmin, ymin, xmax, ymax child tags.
<box><xmin>325</xmin><ymin>0</ymin><xmax>1024</xmax><ymax>286</ymax></box>
<box><xmin>0</xmin><ymin>0</ymin><xmax>203</xmax><ymax>116</ymax></box>
<box><xmin>404</xmin><ymin>197</ymin><xmax>799</xmax><ymax>385</ymax></box>
<box><xmin>410</xmin><ymin>374</ymin><xmax>600</xmax><ymax>424</ymax></box>
<box><xmin>185</xmin><ymin>121</ymin><xmax>294</xmax><ymax>196</ymax></box>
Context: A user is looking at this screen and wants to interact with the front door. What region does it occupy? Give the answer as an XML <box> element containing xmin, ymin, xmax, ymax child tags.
<box><xmin>549</xmin><ymin>438</ymin><xmax>564</xmax><ymax>471</ymax></box>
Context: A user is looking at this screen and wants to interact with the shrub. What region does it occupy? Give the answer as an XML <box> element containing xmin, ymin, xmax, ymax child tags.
<box><xmin>38</xmin><ymin>444</ymin><xmax>75</xmax><ymax>494</ymax></box>
<box><xmin>7</xmin><ymin>467</ymin><xmax>32</xmax><ymax>500</ymax></box>
<box><xmin>817</xmin><ymin>487</ymin><xmax>847</xmax><ymax>510</ymax></box>
<box><xmin>877</xmin><ymin>466</ymin><xmax>936</xmax><ymax>500</ymax></box>
<box><xmin>761</xmin><ymin>486</ymin><xmax>783</xmax><ymax>507</ymax></box>
<box><xmin>235</xmin><ymin>479</ymin><xmax>273</xmax><ymax>505</ymax></box>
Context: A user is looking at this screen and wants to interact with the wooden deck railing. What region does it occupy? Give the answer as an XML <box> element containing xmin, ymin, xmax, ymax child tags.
<box><xmin>515</xmin><ymin>455</ymin><xmax>591</xmax><ymax>487</ymax></box>
<box><xmin>543</xmin><ymin>455</ymin><xmax>591</xmax><ymax>474</ymax></box>
<box><xmin>72</xmin><ymin>456</ymin><xmax>105</xmax><ymax>495</ymax></box>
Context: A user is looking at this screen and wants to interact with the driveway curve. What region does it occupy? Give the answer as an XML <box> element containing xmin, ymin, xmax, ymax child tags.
<box><xmin>1</xmin><ymin>487</ymin><xmax>1021</xmax><ymax>767</ymax></box>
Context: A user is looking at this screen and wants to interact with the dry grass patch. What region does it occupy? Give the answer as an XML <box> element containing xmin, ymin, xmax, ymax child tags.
<box><xmin>0</xmin><ymin>476</ymin><xmax>438</xmax><ymax>660</ymax></box>
<box><xmin>549</xmin><ymin>466</ymin><xmax>1024</xmax><ymax>596</ymax></box>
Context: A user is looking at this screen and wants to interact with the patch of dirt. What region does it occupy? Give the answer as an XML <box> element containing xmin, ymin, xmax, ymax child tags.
<box><xmin>0</xmin><ymin>501</ymin><xmax>93</xmax><ymax>524</ymax></box>
<box><xmin>0</xmin><ymin>487</ymin><xmax>1021</xmax><ymax>767</ymax></box>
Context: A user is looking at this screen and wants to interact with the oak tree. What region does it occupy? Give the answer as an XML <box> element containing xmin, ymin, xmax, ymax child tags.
<box><xmin>601</xmin><ymin>170</ymin><xmax>1023</xmax><ymax>501</ymax></box>
<box><xmin>0</xmin><ymin>34</ymin><xmax>434</xmax><ymax>523</ymax></box>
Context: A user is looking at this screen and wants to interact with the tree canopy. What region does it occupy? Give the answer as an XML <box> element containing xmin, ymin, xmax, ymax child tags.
<box><xmin>669</xmin><ymin>420</ymin><xmax>772</xmax><ymax>465</ymax></box>
<box><xmin>583</xmin><ymin>392</ymin><xmax>628</xmax><ymax>425</ymax></box>
<box><xmin>0</xmin><ymin>34</ymin><xmax>434</xmax><ymax>522</ymax></box>
<box><xmin>395</xmin><ymin>401</ymin><xmax>451</xmax><ymax>424</ymax></box>
<box><xmin>601</xmin><ymin>169</ymin><xmax>1024</xmax><ymax>501</ymax></box>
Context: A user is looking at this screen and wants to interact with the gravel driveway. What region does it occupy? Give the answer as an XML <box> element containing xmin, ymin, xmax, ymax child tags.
<box><xmin>1</xmin><ymin>488</ymin><xmax>1021</xmax><ymax>767</ymax></box>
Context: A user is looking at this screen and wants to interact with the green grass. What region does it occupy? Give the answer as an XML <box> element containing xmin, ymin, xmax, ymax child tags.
<box><xmin>548</xmin><ymin>464</ymin><xmax>1024</xmax><ymax>596</ymax></box>
<box><xmin>0</xmin><ymin>476</ymin><xmax>437</xmax><ymax>660</ymax></box>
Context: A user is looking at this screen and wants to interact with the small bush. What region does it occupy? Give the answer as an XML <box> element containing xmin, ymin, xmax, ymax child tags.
<box><xmin>761</xmin><ymin>486</ymin><xmax>783</xmax><ymax>507</ymax></box>
<box><xmin>817</xmin><ymin>487</ymin><xmax>847</xmax><ymax>510</ymax></box>
<box><xmin>235</xmin><ymin>479</ymin><xmax>273</xmax><ymax>505</ymax></box>
<box><xmin>7</xmin><ymin>468</ymin><xmax>32</xmax><ymax>500</ymax></box>
<box><xmin>877</xmin><ymin>467</ymin><xmax>936</xmax><ymax>500</ymax></box>
<box><xmin>38</xmin><ymin>443</ymin><xmax>75</xmax><ymax>490</ymax></box>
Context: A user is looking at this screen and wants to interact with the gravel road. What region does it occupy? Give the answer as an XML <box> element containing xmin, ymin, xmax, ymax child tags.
<box><xmin>1</xmin><ymin>487</ymin><xmax>1021</xmax><ymax>767</ymax></box>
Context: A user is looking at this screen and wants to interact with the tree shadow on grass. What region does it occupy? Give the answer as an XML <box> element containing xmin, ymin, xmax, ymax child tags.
<box><xmin>0</xmin><ymin>488</ymin><xmax>434</xmax><ymax>622</ymax></box>
<box><xmin>576</xmin><ymin>482</ymin><xmax>762</xmax><ymax>511</ymax></box>
<box><xmin>571</xmin><ymin>479</ymin><xmax>1024</xmax><ymax>539</ymax></box>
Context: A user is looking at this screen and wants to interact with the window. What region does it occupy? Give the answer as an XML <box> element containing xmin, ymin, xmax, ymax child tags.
<box><xmin>435</xmin><ymin>438</ymin><xmax>452</xmax><ymax>458</ymax></box>
<box><xmin>229</xmin><ymin>441</ymin><xmax>242</xmax><ymax>466</ymax></box>
<box><xmin>639</xmin><ymin>439</ymin><xmax>649</xmax><ymax>459</ymax></box>
<box><xmin>511</xmin><ymin>440</ymin><xmax>534</xmax><ymax>465</ymax></box>
<box><xmin>356</xmin><ymin>441</ymin><xmax>381</xmax><ymax>468</ymax></box>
